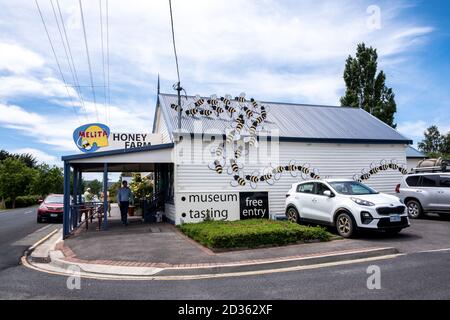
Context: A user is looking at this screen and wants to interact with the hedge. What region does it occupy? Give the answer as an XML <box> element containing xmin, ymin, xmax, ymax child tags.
<box><xmin>3</xmin><ymin>195</ymin><xmax>41</xmax><ymax>209</ymax></box>
<box><xmin>178</xmin><ymin>219</ymin><xmax>331</xmax><ymax>249</ymax></box>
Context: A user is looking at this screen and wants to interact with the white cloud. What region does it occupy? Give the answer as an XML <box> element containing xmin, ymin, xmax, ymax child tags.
<box><xmin>0</xmin><ymin>42</ymin><xmax>44</xmax><ymax>74</ymax></box>
<box><xmin>11</xmin><ymin>147</ymin><xmax>60</xmax><ymax>166</ymax></box>
<box><xmin>398</xmin><ymin>120</ymin><xmax>450</xmax><ymax>145</ymax></box>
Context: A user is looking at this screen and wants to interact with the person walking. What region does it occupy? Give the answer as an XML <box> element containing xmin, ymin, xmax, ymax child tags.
<box><xmin>117</xmin><ymin>181</ymin><xmax>133</xmax><ymax>226</ymax></box>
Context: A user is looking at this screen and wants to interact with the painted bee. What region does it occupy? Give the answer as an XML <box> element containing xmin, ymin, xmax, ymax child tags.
<box><xmin>360</xmin><ymin>169</ymin><xmax>371</xmax><ymax>181</ymax></box>
<box><xmin>231</xmin><ymin>171</ymin><xmax>246</xmax><ymax>187</ymax></box>
<box><xmin>208</xmin><ymin>159</ymin><xmax>225</xmax><ymax>174</ymax></box>
<box><xmin>245</xmin><ymin>171</ymin><xmax>260</xmax><ymax>189</ymax></box>
<box><xmin>227</xmin><ymin>158</ymin><xmax>243</xmax><ymax>175</ymax></box>
<box><xmin>369</xmin><ymin>162</ymin><xmax>380</xmax><ymax>175</ymax></box>
<box><xmin>226</xmin><ymin>130</ymin><xmax>236</xmax><ymax>145</ymax></box>
<box><xmin>199</xmin><ymin>109</ymin><xmax>213</xmax><ymax>117</ymax></box>
<box><xmin>78</xmin><ymin>137</ymin><xmax>91</xmax><ymax>151</ymax></box>
<box><xmin>234</xmin><ymin>144</ymin><xmax>247</xmax><ymax>159</ymax></box>
<box><xmin>234</xmin><ymin>115</ymin><xmax>245</xmax><ymax>131</ymax></box>
<box><xmin>250</xmin><ymin>98</ymin><xmax>259</xmax><ymax>109</ymax></box>
<box><xmin>210</xmin><ymin>143</ymin><xmax>226</xmax><ymax>158</ymax></box>
<box><xmin>225</xmin><ymin>104</ymin><xmax>239</xmax><ymax>117</ymax></box>
<box><xmin>259</xmin><ymin>170</ymin><xmax>275</xmax><ymax>185</ymax></box>
<box><xmin>170</xmin><ymin>103</ymin><xmax>182</xmax><ymax>112</ymax></box>
<box><xmin>235</xmin><ymin>92</ymin><xmax>246</xmax><ymax>104</ymax></box>
<box><xmin>271</xmin><ymin>165</ymin><xmax>285</xmax><ymax>181</ymax></box>
<box><xmin>206</xmin><ymin>94</ymin><xmax>218</xmax><ymax>107</ymax></box>
<box><xmin>398</xmin><ymin>166</ymin><xmax>408</xmax><ymax>175</ymax></box>
<box><xmin>353</xmin><ymin>174</ymin><xmax>362</xmax><ymax>183</ymax></box>
<box><xmin>185</xmin><ymin>107</ymin><xmax>198</xmax><ymax>116</ymax></box>
<box><xmin>246</xmin><ymin>136</ymin><xmax>258</xmax><ymax>148</ymax></box>
<box><xmin>298</xmin><ymin>163</ymin><xmax>311</xmax><ymax>179</ymax></box>
<box><xmin>220</xmin><ymin>95</ymin><xmax>232</xmax><ymax>107</ymax></box>
<box><xmin>254</xmin><ymin>115</ymin><xmax>265</xmax><ymax>125</ymax></box>
<box><xmin>249</xmin><ymin>121</ymin><xmax>260</xmax><ymax>136</ymax></box>
<box><xmin>285</xmin><ymin>160</ymin><xmax>299</xmax><ymax>177</ymax></box>
<box><xmin>260</xmin><ymin>106</ymin><xmax>267</xmax><ymax>119</ymax></box>
<box><xmin>379</xmin><ymin>160</ymin><xmax>389</xmax><ymax>171</ymax></box>
<box><xmin>193</xmin><ymin>95</ymin><xmax>205</xmax><ymax>107</ymax></box>
<box><xmin>388</xmin><ymin>160</ymin><xmax>399</xmax><ymax>170</ymax></box>
<box><xmin>242</xmin><ymin>106</ymin><xmax>253</xmax><ymax>119</ymax></box>
<box><xmin>211</xmin><ymin>105</ymin><xmax>224</xmax><ymax>116</ymax></box>
<box><xmin>309</xmin><ymin>169</ymin><xmax>321</xmax><ymax>180</ymax></box>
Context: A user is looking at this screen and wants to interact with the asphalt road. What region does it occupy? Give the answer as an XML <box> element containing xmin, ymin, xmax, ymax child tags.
<box><xmin>0</xmin><ymin>206</ymin><xmax>60</xmax><ymax>271</ymax></box>
<box><xmin>0</xmin><ymin>249</ymin><xmax>448</xmax><ymax>299</ymax></box>
<box><xmin>0</xmin><ymin>209</ymin><xmax>448</xmax><ymax>300</ymax></box>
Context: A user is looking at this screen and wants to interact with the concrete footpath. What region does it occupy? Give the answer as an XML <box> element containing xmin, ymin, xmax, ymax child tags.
<box><xmin>22</xmin><ymin>206</ymin><xmax>406</xmax><ymax>280</ymax></box>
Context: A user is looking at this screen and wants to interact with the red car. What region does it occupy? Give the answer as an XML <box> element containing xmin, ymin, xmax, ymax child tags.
<box><xmin>37</xmin><ymin>194</ymin><xmax>64</xmax><ymax>223</ymax></box>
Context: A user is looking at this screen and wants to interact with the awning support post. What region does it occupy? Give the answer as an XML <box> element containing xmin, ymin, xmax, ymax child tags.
<box><xmin>63</xmin><ymin>161</ymin><xmax>71</xmax><ymax>238</ymax></box>
<box><xmin>103</xmin><ymin>163</ymin><xmax>108</xmax><ymax>230</ymax></box>
<box><xmin>72</xmin><ymin>167</ymin><xmax>78</xmax><ymax>229</ymax></box>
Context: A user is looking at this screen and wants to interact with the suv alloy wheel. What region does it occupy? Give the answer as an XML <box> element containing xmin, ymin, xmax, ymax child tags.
<box><xmin>336</xmin><ymin>212</ymin><xmax>355</xmax><ymax>238</ymax></box>
<box><xmin>286</xmin><ymin>207</ymin><xmax>300</xmax><ymax>223</ymax></box>
<box><xmin>406</xmin><ymin>199</ymin><xmax>423</xmax><ymax>219</ymax></box>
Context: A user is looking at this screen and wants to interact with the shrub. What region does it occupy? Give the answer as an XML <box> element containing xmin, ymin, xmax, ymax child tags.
<box><xmin>4</xmin><ymin>195</ymin><xmax>40</xmax><ymax>209</ymax></box>
<box><xmin>178</xmin><ymin>219</ymin><xmax>331</xmax><ymax>249</ymax></box>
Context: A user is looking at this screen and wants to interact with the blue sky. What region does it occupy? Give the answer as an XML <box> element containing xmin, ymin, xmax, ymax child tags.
<box><xmin>0</xmin><ymin>0</ymin><xmax>449</xmax><ymax>169</ymax></box>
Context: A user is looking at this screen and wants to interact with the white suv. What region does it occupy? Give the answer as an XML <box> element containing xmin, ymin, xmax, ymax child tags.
<box><xmin>285</xmin><ymin>179</ymin><xmax>409</xmax><ymax>238</ymax></box>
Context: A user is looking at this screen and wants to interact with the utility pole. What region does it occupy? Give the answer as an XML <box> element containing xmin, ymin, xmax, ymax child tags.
<box><xmin>176</xmin><ymin>81</ymin><xmax>182</xmax><ymax>130</ymax></box>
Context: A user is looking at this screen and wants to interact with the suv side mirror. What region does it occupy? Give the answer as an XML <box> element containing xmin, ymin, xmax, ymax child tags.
<box><xmin>323</xmin><ymin>190</ymin><xmax>334</xmax><ymax>197</ymax></box>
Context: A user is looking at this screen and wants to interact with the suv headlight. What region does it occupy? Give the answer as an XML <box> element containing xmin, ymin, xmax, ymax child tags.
<box><xmin>351</xmin><ymin>197</ymin><xmax>375</xmax><ymax>206</ymax></box>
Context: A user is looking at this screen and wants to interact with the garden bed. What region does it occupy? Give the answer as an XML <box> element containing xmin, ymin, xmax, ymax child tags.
<box><xmin>178</xmin><ymin>219</ymin><xmax>332</xmax><ymax>250</ymax></box>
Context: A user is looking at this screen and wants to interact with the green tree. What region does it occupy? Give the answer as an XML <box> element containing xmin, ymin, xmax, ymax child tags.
<box><xmin>440</xmin><ymin>132</ymin><xmax>450</xmax><ymax>158</ymax></box>
<box><xmin>130</xmin><ymin>173</ymin><xmax>153</xmax><ymax>200</ymax></box>
<box><xmin>30</xmin><ymin>164</ymin><xmax>64</xmax><ymax>197</ymax></box>
<box><xmin>86</xmin><ymin>179</ymin><xmax>103</xmax><ymax>196</ymax></box>
<box><xmin>0</xmin><ymin>158</ymin><xmax>36</xmax><ymax>208</ymax></box>
<box><xmin>340</xmin><ymin>43</ymin><xmax>397</xmax><ymax>128</ymax></box>
<box><xmin>418</xmin><ymin>125</ymin><xmax>443</xmax><ymax>158</ymax></box>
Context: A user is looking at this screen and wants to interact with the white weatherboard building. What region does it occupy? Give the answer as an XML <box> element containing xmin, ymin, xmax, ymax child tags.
<box><xmin>62</xmin><ymin>92</ymin><xmax>412</xmax><ymax>236</ymax></box>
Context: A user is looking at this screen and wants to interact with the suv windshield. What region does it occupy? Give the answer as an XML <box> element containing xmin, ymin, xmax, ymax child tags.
<box><xmin>328</xmin><ymin>181</ymin><xmax>378</xmax><ymax>195</ymax></box>
<box><xmin>45</xmin><ymin>195</ymin><xmax>63</xmax><ymax>204</ymax></box>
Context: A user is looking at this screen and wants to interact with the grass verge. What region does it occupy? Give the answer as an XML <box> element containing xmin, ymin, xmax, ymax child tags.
<box><xmin>178</xmin><ymin>219</ymin><xmax>332</xmax><ymax>249</ymax></box>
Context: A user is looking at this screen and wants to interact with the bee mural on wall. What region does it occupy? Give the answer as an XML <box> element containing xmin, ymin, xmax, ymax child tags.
<box><xmin>259</xmin><ymin>168</ymin><xmax>275</xmax><ymax>185</ymax></box>
<box><xmin>231</xmin><ymin>171</ymin><xmax>246</xmax><ymax>187</ymax></box>
<box><xmin>246</xmin><ymin>171</ymin><xmax>260</xmax><ymax>189</ymax></box>
<box><xmin>227</xmin><ymin>158</ymin><xmax>243</xmax><ymax>175</ymax></box>
<box><xmin>369</xmin><ymin>162</ymin><xmax>380</xmax><ymax>175</ymax></box>
<box><xmin>208</xmin><ymin>158</ymin><xmax>225</xmax><ymax>174</ymax></box>
<box><xmin>199</xmin><ymin>108</ymin><xmax>213</xmax><ymax>117</ymax></box>
<box><xmin>242</xmin><ymin>106</ymin><xmax>254</xmax><ymax>119</ymax></box>
<box><xmin>235</xmin><ymin>92</ymin><xmax>246</xmax><ymax>105</ymax></box>
<box><xmin>211</xmin><ymin>104</ymin><xmax>225</xmax><ymax>117</ymax></box>
<box><xmin>250</xmin><ymin>98</ymin><xmax>259</xmax><ymax>109</ymax></box>
<box><xmin>389</xmin><ymin>160</ymin><xmax>399</xmax><ymax>170</ymax></box>
<box><xmin>285</xmin><ymin>160</ymin><xmax>299</xmax><ymax>177</ymax></box>
<box><xmin>270</xmin><ymin>164</ymin><xmax>285</xmax><ymax>181</ymax></box>
<box><xmin>234</xmin><ymin>144</ymin><xmax>248</xmax><ymax>159</ymax></box>
<box><xmin>244</xmin><ymin>136</ymin><xmax>258</xmax><ymax>148</ymax></box>
<box><xmin>170</xmin><ymin>103</ymin><xmax>182</xmax><ymax>112</ymax></box>
<box><xmin>185</xmin><ymin>107</ymin><xmax>199</xmax><ymax>117</ymax></box>
<box><xmin>220</xmin><ymin>95</ymin><xmax>232</xmax><ymax>107</ymax></box>
<box><xmin>309</xmin><ymin>168</ymin><xmax>321</xmax><ymax>180</ymax></box>
<box><xmin>210</xmin><ymin>143</ymin><xmax>226</xmax><ymax>158</ymax></box>
<box><xmin>225</xmin><ymin>104</ymin><xmax>239</xmax><ymax>118</ymax></box>
<box><xmin>193</xmin><ymin>95</ymin><xmax>205</xmax><ymax>108</ymax></box>
<box><xmin>206</xmin><ymin>94</ymin><xmax>218</xmax><ymax>108</ymax></box>
<box><xmin>360</xmin><ymin>169</ymin><xmax>371</xmax><ymax>181</ymax></box>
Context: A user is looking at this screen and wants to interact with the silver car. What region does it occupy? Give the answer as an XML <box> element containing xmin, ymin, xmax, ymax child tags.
<box><xmin>396</xmin><ymin>173</ymin><xmax>450</xmax><ymax>219</ymax></box>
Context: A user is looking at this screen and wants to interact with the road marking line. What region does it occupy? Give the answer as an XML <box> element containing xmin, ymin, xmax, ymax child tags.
<box><xmin>24</xmin><ymin>210</ymin><xmax>33</xmax><ymax>214</ymax></box>
<box><xmin>22</xmin><ymin>253</ymin><xmax>400</xmax><ymax>281</ymax></box>
<box><xmin>416</xmin><ymin>248</ymin><xmax>450</xmax><ymax>253</ymax></box>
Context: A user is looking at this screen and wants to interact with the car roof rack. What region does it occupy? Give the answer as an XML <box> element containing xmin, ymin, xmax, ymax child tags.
<box><xmin>411</xmin><ymin>159</ymin><xmax>450</xmax><ymax>174</ymax></box>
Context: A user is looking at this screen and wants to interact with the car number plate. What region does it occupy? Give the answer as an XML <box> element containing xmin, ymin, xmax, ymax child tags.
<box><xmin>50</xmin><ymin>214</ymin><xmax>58</xmax><ymax>217</ymax></box>
<box><xmin>390</xmin><ymin>214</ymin><xmax>401</xmax><ymax>222</ymax></box>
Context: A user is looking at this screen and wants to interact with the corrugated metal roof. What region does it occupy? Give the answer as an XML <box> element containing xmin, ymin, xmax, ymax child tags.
<box><xmin>406</xmin><ymin>146</ymin><xmax>426</xmax><ymax>158</ymax></box>
<box><xmin>158</xmin><ymin>93</ymin><xmax>411</xmax><ymax>143</ymax></box>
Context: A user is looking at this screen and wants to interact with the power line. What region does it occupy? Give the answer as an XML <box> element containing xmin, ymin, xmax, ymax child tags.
<box><xmin>99</xmin><ymin>0</ymin><xmax>107</xmax><ymax>123</ymax></box>
<box><xmin>50</xmin><ymin>0</ymin><xmax>89</xmax><ymax>122</ymax></box>
<box><xmin>78</xmin><ymin>0</ymin><xmax>100</xmax><ymax>122</ymax></box>
<box><xmin>34</xmin><ymin>0</ymin><xmax>82</xmax><ymax>125</ymax></box>
<box><xmin>168</xmin><ymin>0</ymin><xmax>183</xmax><ymax>130</ymax></box>
<box><xmin>106</xmin><ymin>0</ymin><xmax>111</xmax><ymax>124</ymax></box>
<box><xmin>168</xmin><ymin>0</ymin><xmax>181</xmax><ymax>84</ymax></box>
